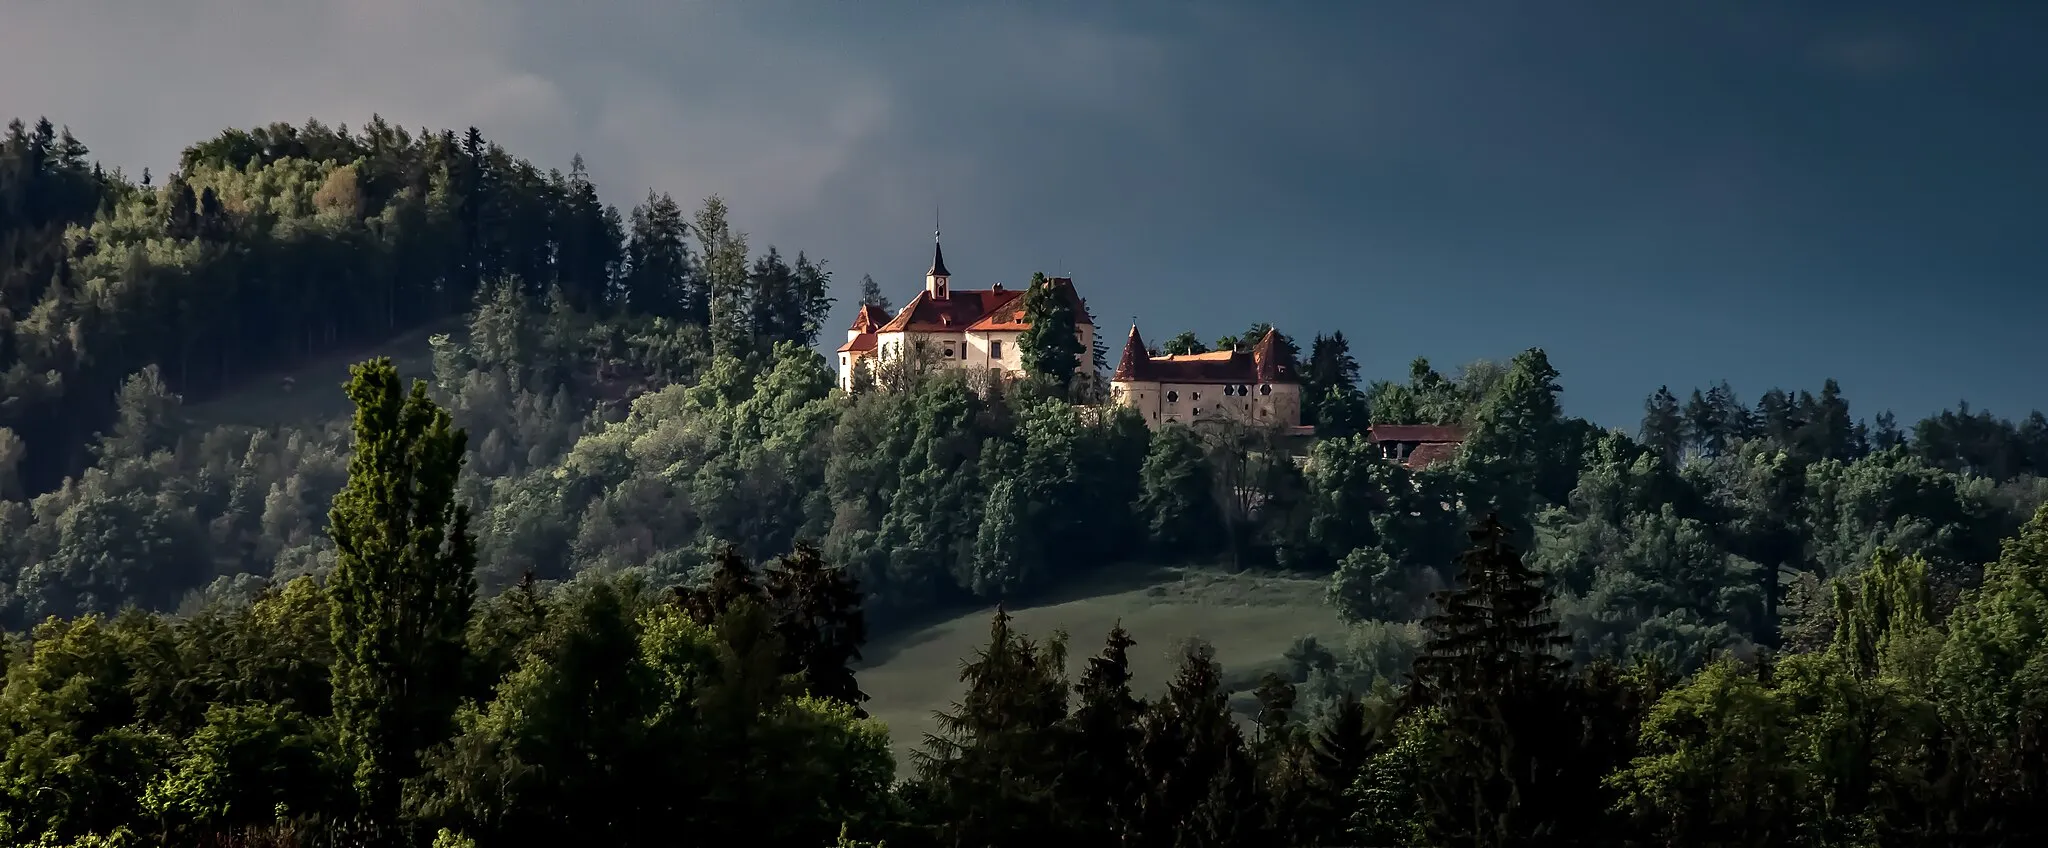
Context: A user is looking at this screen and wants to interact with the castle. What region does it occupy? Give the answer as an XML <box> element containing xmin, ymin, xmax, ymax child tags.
<box><xmin>1109</xmin><ymin>325</ymin><xmax>1305</xmax><ymax>432</ymax></box>
<box><xmin>838</xmin><ymin>235</ymin><xmax>1463</xmax><ymax>468</ymax></box>
<box><xmin>837</xmin><ymin>237</ymin><xmax>1096</xmax><ymax>391</ymax></box>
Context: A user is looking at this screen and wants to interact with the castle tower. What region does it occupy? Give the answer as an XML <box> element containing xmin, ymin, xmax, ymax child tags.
<box><xmin>925</xmin><ymin>229</ymin><xmax>951</xmax><ymax>299</ymax></box>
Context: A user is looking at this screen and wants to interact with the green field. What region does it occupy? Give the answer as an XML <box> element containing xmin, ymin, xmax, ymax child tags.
<box><xmin>858</xmin><ymin>562</ymin><xmax>1346</xmax><ymax>774</ymax></box>
<box><xmin>178</xmin><ymin>320</ymin><xmax>458</xmax><ymax>432</ymax></box>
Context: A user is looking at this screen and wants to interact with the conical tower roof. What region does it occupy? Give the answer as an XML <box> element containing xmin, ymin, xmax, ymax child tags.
<box><xmin>1113</xmin><ymin>324</ymin><xmax>1150</xmax><ymax>382</ymax></box>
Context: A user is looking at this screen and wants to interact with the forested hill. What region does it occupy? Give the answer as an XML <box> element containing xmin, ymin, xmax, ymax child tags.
<box><xmin>0</xmin><ymin>115</ymin><xmax>828</xmax><ymax>498</ymax></box>
<box><xmin>4</xmin><ymin>114</ymin><xmax>2048</xmax><ymax>654</ymax></box>
<box><xmin>9</xmin><ymin>115</ymin><xmax>2048</xmax><ymax>846</ymax></box>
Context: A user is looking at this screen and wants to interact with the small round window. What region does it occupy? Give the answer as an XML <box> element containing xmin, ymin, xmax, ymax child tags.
<box><xmin>1259</xmin><ymin>384</ymin><xmax>1272</xmax><ymax>396</ymax></box>
<box><xmin>1166</xmin><ymin>390</ymin><xmax>1179</xmax><ymax>403</ymax></box>
<box><xmin>1224</xmin><ymin>385</ymin><xmax>1236</xmax><ymax>396</ymax></box>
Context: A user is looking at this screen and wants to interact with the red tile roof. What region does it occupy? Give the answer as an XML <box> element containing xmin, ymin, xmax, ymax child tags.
<box><xmin>1367</xmin><ymin>424</ymin><xmax>1467</xmax><ymax>444</ymax></box>
<box><xmin>877</xmin><ymin>277</ymin><xmax>1093</xmax><ymax>335</ymax></box>
<box><xmin>1113</xmin><ymin>324</ymin><xmax>1301</xmax><ymax>386</ymax></box>
<box><xmin>1403</xmin><ymin>442</ymin><xmax>1461</xmax><ymax>471</ymax></box>
<box><xmin>847</xmin><ymin>303</ymin><xmax>890</xmax><ymax>332</ymax></box>
<box><xmin>879</xmin><ymin>289</ymin><xmax>1019</xmax><ymax>333</ymax></box>
<box><xmin>836</xmin><ymin>333</ymin><xmax>878</xmax><ymax>353</ymax></box>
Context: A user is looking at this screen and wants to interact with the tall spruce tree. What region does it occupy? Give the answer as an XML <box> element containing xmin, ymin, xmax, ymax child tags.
<box><xmin>1018</xmin><ymin>272</ymin><xmax>1083</xmax><ymax>397</ymax></box>
<box><xmin>1068</xmin><ymin>622</ymin><xmax>1148</xmax><ymax>844</ymax></box>
<box><xmin>1640</xmin><ymin>385</ymin><xmax>1684</xmax><ymax>467</ymax></box>
<box><xmin>1139</xmin><ymin>641</ymin><xmax>1266</xmax><ymax>847</ymax></box>
<box><xmin>1408</xmin><ymin>513</ymin><xmax>1574</xmax><ymax>847</ymax></box>
<box><xmin>914</xmin><ymin>607</ymin><xmax>1075</xmax><ymax>847</ymax></box>
<box><xmin>1305</xmin><ymin>331</ymin><xmax>1361</xmax><ymax>427</ymax></box>
<box><xmin>327</xmin><ymin>357</ymin><xmax>478</xmax><ymax>821</ymax></box>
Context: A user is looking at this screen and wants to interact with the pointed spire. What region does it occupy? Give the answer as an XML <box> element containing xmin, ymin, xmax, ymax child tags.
<box><xmin>929</xmin><ymin>206</ymin><xmax>950</xmax><ymax>278</ymax></box>
<box><xmin>1114</xmin><ymin>324</ymin><xmax>1150</xmax><ymax>382</ymax></box>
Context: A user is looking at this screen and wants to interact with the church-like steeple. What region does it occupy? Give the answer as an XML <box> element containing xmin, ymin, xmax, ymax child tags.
<box><xmin>925</xmin><ymin>223</ymin><xmax>951</xmax><ymax>298</ymax></box>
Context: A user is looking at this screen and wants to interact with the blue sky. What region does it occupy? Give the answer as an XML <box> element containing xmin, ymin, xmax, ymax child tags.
<box><xmin>5</xmin><ymin>0</ymin><xmax>2043</xmax><ymax>428</ymax></box>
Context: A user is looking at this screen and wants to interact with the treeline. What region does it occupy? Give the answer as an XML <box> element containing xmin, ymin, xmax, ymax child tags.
<box><xmin>0</xmin><ymin>116</ymin><xmax>829</xmax><ymax>497</ymax></box>
<box><xmin>6</xmin><ymin>359</ymin><xmax>2047</xmax><ymax>845</ymax></box>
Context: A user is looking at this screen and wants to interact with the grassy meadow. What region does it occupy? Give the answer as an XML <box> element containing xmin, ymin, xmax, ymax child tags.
<box><xmin>858</xmin><ymin>562</ymin><xmax>1346</xmax><ymax>773</ymax></box>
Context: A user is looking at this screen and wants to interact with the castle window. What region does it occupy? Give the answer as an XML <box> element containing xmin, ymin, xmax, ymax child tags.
<box><xmin>1224</xmin><ymin>385</ymin><xmax>1236</xmax><ymax>396</ymax></box>
<box><xmin>1260</xmin><ymin>384</ymin><xmax>1272</xmax><ymax>396</ymax></box>
<box><xmin>1192</xmin><ymin>391</ymin><xmax>1201</xmax><ymax>401</ymax></box>
<box><xmin>990</xmin><ymin>340</ymin><xmax>1003</xmax><ymax>360</ymax></box>
<box><xmin>944</xmin><ymin>345</ymin><xmax>956</xmax><ymax>359</ymax></box>
<box><xmin>1166</xmin><ymin>391</ymin><xmax>1179</xmax><ymax>404</ymax></box>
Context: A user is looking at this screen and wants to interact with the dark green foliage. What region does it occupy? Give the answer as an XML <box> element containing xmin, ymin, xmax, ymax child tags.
<box><xmin>1017</xmin><ymin>273</ymin><xmax>1084</xmax><ymax>396</ymax></box>
<box><xmin>1161</xmin><ymin>330</ymin><xmax>1208</xmax><ymax>356</ymax></box>
<box><xmin>1641</xmin><ymin>384</ymin><xmax>1684</xmax><ymax>466</ymax></box>
<box><xmin>1138</xmin><ymin>640</ymin><xmax>1265</xmax><ymax>847</ymax></box>
<box><xmin>857</xmin><ymin>273</ymin><xmax>891</xmax><ymax>314</ymax></box>
<box><xmin>4</xmin><ymin>114</ymin><xmax>2048</xmax><ymax>848</ymax></box>
<box><xmin>766</xmin><ymin>541</ymin><xmax>870</xmax><ymax>713</ymax></box>
<box><xmin>1136</xmin><ymin>423</ymin><xmax>1221</xmax><ymax>556</ymax></box>
<box><xmin>911</xmin><ymin>607</ymin><xmax>1076</xmax><ymax>847</ymax></box>
<box><xmin>326</xmin><ymin>358</ymin><xmax>476</xmax><ymax>822</ymax></box>
<box><xmin>1066</xmin><ymin>622</ymin><xmax>1148</xmax><ymax>844</ymax></box>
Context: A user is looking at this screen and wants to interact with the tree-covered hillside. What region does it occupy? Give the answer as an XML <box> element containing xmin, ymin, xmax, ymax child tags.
<box><xmin>5</xmin><ymin>116</ymin><xmax>2048</xmax><ymax>846</ymax></box>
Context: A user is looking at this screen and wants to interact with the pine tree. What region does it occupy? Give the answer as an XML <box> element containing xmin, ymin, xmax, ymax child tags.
<box><xmin>1683</xmin><ymin>387</ymin><xmax>1723</xmax><ymax>456</ymax></box>
<box><xmin>1640</xmin><ymin>385</ymin><xmax>1684</xmax><ymax>466</ymax></box>
<box><xmin>1408</xmin><ymin>514</ymin><xmax>1574</xmax><ymax>847</ymax></box>
<box><xmin>681</xmin><ymin>545</ymin><xmax>765</xmax><ymax>625</ymax></box>
<box><xmin>1139</xmin><ymin>641</ymin><xmax>1265</xmax><ymax>847</ymax></box>
<box><xmin>1018</xmin><ymin>273</ymin><xmax>1083</xmax><ymax>397</ymax></box>
<box><xmin>1068</xmin><ymin>622</ymin><xmax>1148</xmax><ymax>844</ymax></box>
<box><xmin>857</xmin><ymin>272</ymin><xmax>891</xmax><ymax>314</ymax></box>
<box><xmin>1305</xmin><ymin>332</ymin><xmax>1361</xmax><ymax>427</ymax></box>
<box><xmin>1270</xmin><ymin>692</ymin><xmax>1375</xmax><ymax>847</ymax></box>
<box><xmin>622</xmin><ymin>191</ymin><xmax>696</xmax><ymax>320</ymax></box>
<box><xmin>327</xmin><ymin>357</ymin><xmax>478</xmax><ymax>822</ymax></box>
<box><xmin>764</xmin><ymin>541</ymin><xmax>870</xmax><ymax>714</ymax></box>
<box><xmin>914</xmin><ymin>607</ymin><xmax>1075</xmax><ymax>847</ymax></box>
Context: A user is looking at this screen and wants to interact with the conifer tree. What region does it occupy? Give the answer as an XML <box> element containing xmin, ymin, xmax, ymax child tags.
<box><xmin>682</xmin><ymin>545</ymin><xmax>765</xmax><ymax>625</ymax></box>
<box><xmin>1640</xmin><ymin>385</ymin><xmax>1684</xmax><ymax>466</ymax></box>
<box><xmin>1068</xmin><ymin>622</ymin><xmax>1148</xmax><ymax>844</ymax></box>
<box><xmin>326</xmin><ymin>357</ymin><xmax>477</xmax><ymax>822</ymax></box>
<box><xmin>1407</xmin><ymin>513</ymin><xmax>1574</xmax><ymax>847</ymax></box>
<box><xmin>1139</xmin><ymin>641</ymin><xmax>1265</xmax><ymax>847</ymax></box>
<box><xmin>764</xmin><ymin>541</ymin><xmax>870</xmax><ymax>714</ymax></box>
<box><xmin>1018</xmin><ymin>273</ymin><xmax>1083</xmax><ymax>397</ymax></box>
<box><xmin>1266</xmin><ymin>689</ymin><xmax>1381</xmax><ymax>846</ymax></box>
<box><xmin>915</xmin><ymin>607</ymin><xmax>1075</xmax><ymax>847</ymax></box>
<box><xmin>857</xmin><ymin>272</ymin><xmax>891</xmax><ymax>314</ymax></box>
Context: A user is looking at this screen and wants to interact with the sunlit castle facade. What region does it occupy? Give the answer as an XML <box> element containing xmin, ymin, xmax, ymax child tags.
<box><xmin>1110</xmin><ymin>325</ymin><xmax>1305</xmax><ymax>430</ymax></box>
<box><xmin>837</xmin><ymin>236</ymin><xmax>1096</xmax><ymax>391</ymax></box>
